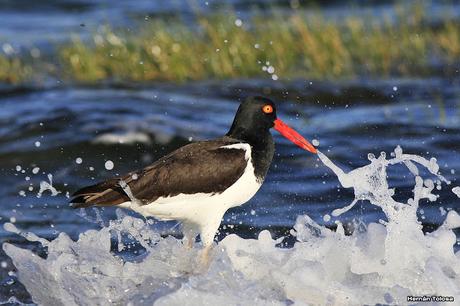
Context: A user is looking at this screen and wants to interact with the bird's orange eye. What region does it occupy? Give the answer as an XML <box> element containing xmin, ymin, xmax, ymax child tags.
<box><xmin>262</xmin><ymin>105</ymin><xmax>273</xmax><ymax>114</ymax></box>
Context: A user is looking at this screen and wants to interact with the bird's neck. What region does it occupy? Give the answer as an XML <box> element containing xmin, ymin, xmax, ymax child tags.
<box><xmin>227</xmin><ymin>126</ymin><xmax>266</xmax><ymax>147</ymax></box>
<box><xmin>226</xmin><ymin>127</ymin><xmax>275</xmax><ymax>180</ymax></box>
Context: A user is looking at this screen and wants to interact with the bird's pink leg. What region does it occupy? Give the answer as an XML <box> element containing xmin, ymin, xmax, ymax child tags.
<box><xmin>200</xmin><ymin>245</ymin><xmax>212</xmax><ymax>268</ymax></box>
<box><xmin>198</xmin><ymin>213</ymin><xmax>224</xmax><ymax>269</ymax></box>
<box><xmin>182</xmin><ymin>222</ymin><xmax>197</xmax><ymax>249</ymax></box>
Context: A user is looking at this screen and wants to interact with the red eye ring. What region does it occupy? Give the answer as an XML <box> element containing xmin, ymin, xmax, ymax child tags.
<box><xmin>262</xmin><ymin>105</ymin><xmax>273</xmax><ymax>114</ymax></box>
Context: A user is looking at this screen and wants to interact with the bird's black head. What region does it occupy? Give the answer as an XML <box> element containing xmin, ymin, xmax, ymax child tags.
<box><xmin>227</xmin><ymin>96</ymin><xmax>277</xmax><ymax>144</ymax></box>
<box><xmin>227</xmin><ymin>96</ymin><xmax>317</xmax><ymax>153</ymax></box>
<box><xmin>228</xmin><ymin>96</ymin><xmax>276</xmax><ymax>134</ymax></box>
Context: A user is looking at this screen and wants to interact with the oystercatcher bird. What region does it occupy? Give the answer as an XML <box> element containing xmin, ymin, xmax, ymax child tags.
<box><xmin>71</xmin><ymin>96</ymin><xmax>317</xmax><ymax>264</ymax></box>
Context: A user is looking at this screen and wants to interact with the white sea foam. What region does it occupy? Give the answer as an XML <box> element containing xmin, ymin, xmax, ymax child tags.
<box><xmin>3</xmin><ymin>146</ymin><xmax>459</xmax><ymax>305</ymax></box>
<box><xmin>93</xmin><ymin>132</ymin><xmax>151</xmax><ymax>145</ymax></box>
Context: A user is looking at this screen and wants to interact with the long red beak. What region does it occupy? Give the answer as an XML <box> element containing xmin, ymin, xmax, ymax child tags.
<box><xmin>274</xmin><ymin>119</ymin><xmax>317</xmax><ymax>154</ymax></box>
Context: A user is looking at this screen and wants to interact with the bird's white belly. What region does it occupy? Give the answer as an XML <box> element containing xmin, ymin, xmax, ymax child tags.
<box><xmin>119</xmin><ymin>143</ymin><xmax>262</xmax><ymax>225</ymax></box>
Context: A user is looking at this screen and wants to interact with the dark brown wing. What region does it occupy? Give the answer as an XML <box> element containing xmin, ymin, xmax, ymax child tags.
<box><xmin>70</xmin><ymin>138</ymin><xmax>247</xmax><ymax>208</ymax></box>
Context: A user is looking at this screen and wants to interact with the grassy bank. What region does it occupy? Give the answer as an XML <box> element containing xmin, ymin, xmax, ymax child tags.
<box><xmin>0</xmin><ymin>56</ymin><xmax>32</xmax><ymax>84</ymax></box>
<box><xmin>1</xmin><ymin>6</ymin><xmax>460</xmax><ymax>84</ymax></box>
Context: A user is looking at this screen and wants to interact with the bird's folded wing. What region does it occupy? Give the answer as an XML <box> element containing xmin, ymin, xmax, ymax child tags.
<box><xmin>70</xmin><ymin>139</ymin><xmax>248</xmax><ymax>208</ymax></box>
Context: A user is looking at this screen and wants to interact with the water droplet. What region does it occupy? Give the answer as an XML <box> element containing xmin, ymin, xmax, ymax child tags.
<box><xmin>5</xmin><ymin>278</ymin><xmax>14</xmax><ymax>285</ymax></box>
<box><xmin>105</xmin><ymin>160</ymin><xmax>114</xmax><ymax>170</ymax></box>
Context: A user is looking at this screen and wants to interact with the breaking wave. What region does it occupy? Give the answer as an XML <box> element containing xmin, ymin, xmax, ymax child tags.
<box><xmin>3</xmin><ymin>146</ymin><xmax>460</xmax><ymax>305</ymax></box>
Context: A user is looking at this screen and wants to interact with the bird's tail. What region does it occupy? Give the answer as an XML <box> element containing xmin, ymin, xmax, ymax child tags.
<box><xmin>70</xmin><ymin>178</ymin><xmax>130</xmax><ymax>208</ymax></box>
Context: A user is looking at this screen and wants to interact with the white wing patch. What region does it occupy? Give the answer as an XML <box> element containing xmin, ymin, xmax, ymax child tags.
<box><xmin>220</xmin><ymin>143</ymin><xmax>251</xmax><ymax>160</ymax></box>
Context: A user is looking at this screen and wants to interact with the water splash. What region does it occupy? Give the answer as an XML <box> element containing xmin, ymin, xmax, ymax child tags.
<box><xmin>0</xmin><ymin>296</ymin><xmax>33</xmax><ymax>306</ymax></box>
<box><xmin>316</xmin><ymin>146</ymin><xmax>459</xmax><ymax>297</ymax></box>
<box><xmin>3</xmin><ymin>146</ymin><xmax>459</xmax><ymax>305</ymax></box>
<box><xmin>3</xmin><ymin>223</ymin><xmax>49</xmax><ymax>247</ymax></box>
<box><xmin>453</xmin><ymin>186</ymin><xmax>460</xmax><ymax>198</ymax></box>
<box><xmin>37</xmin><ymin>174</ymin><xmax>61</xmax><ymax>198</ymax></box>
<box><xmin>318</xmin><ymin>145</ymin><xmax>449</xmax><ymax>220</ymax></box>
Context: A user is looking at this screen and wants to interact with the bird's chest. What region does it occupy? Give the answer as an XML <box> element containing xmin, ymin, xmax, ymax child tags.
<box><xmin>218</xmin><ymin>157</ymin><xmax>262</xmax><ymax>209</ymax></box>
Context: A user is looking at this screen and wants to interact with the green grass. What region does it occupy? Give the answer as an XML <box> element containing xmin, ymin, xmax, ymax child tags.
<box><xmin>1</xmin><ymin>5</ymin><xmax>460</xmax><ymax>84</ymax></box>
<box><xmin>0</xmin><ymin>56</ymin><xmax>32</xmax><ymax>84</ymax></box>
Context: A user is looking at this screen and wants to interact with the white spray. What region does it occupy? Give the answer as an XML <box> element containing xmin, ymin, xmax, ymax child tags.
<box><xmin>2</xmin><ymin>146</ymin><xmax>459</xmax><ymax>305</ymax></box>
